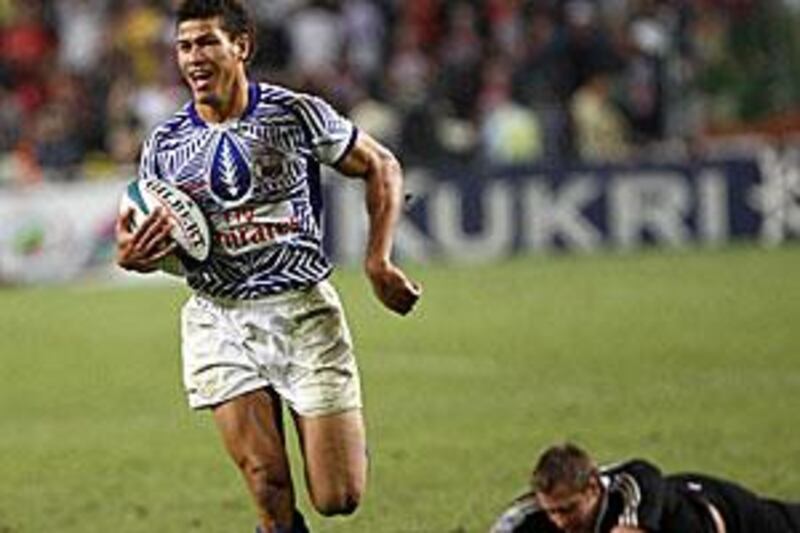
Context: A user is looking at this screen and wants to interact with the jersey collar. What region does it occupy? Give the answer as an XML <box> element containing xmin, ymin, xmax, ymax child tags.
<box><xmin>188</xmin><ymin>82</ymin><xmax>261</xmax><ymax>128</ymax></box>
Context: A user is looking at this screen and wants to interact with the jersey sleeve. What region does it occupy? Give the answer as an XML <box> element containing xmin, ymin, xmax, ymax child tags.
<box><xmin>137</xmin><ymin>130</ymin><xmax>161</xmax><ymax>182</ymax></box>
<box><xmin>290</xmin><ymin>93</ymin><xmax>358</xmax><ymax>166</ymax></box>
<box><xmin>608</xmin><ymin>459</ymin><xmax>667</xmax><ymax>530</ymax></box>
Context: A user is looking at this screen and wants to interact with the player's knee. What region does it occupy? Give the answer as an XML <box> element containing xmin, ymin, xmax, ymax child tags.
<box><xmin>238</xmin><ymin>458</ymin><xmax>293</xmax><ymax>511</ymax></box>
<box><xmin>310</xmin><ymin>485</ymin><xmax>363</xmax><ymax>517</ymax></box>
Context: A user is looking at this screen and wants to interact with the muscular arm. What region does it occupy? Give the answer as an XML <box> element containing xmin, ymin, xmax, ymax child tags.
<box><xmin>335</xmin><ymin>132</ymin><xmax>421</xmax><ymax>315</ymax></box>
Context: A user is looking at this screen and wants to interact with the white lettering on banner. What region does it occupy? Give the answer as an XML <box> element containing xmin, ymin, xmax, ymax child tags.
<box><xmin>429</xmin><ymin>181</ymin><xmax>514</xmax><ymax>262</ymax></box>
<box><xmin>522</xmin><ymin>176</ymin><xmax>602</xmax><ymax>252</ymax></box>
<box><xmin>609</xmin><ymin>173</ymin><xmax>691</xmax><ymax>249</ymax></box>
<box><xmin>329</xmin><ymin>170</ymin><xmax>440</xmax><ymax>263</ymax></box>
<box><xmin>395</xmin><ymin>169</ymin><xmax>439</xmax><ymax>262</ymax></box>
<box><xmin>749</xmin><ymin>148</ymin><xmax>800</xmax><ymax>244</ymax></box>
<box><xmin>330</xmin><ymin>182</ymin><xmax>367</xmax><ymax>263</ymax></box>
<box><xmin>323</xmin><ymin>156</ymin><xmax>798</xmax><ymax>263</ymax></box>
<box><xmin>395</xmin><ymin>214</ymin><xmax>436</xmax><ymax>262</ymax></box>
<box><xmin>697</xmin><ymin>171</ymin><xmax>729</xmax><ymax>245</ymax></box>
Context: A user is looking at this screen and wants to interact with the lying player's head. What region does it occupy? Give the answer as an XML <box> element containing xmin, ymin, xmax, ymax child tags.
<box><xmin>174</xmin><ymin>0</ymin><xmax>255</xmax><ymax>106</ymax></box>
<box><xmin>532</xmin><ymin>443</ymin><xmax>602</xmax><ymax>533</ymax></box>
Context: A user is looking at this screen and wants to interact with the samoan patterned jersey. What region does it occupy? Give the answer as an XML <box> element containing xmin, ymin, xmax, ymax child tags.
<box><xmin>138</xmin><ymin>82</ymin><xmax>358</xmax><ymax>299</ymax></box>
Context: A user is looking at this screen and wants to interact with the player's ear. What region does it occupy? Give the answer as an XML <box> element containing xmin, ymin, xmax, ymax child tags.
<box><xmin>234</xmin><ymin>36</ymin><xmax>251</xmax><ymax>62</ymax></box>
<box><xmin>585</xmin><ymin>472</ymin><xmax>601</xmax><ymax>495</ymax></box>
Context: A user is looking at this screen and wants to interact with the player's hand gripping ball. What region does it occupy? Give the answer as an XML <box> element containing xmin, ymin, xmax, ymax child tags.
<box><xmin>119</xmin><ymin>179</ymin><xmax>211</xmax><ymax>275</ymax></box>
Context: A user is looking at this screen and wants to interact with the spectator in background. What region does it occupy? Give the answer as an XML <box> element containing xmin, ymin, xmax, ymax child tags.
<box><xmin>0</xmin><ymin>0</ymin><xmax>14</xmax><ymax>25</ymax></box>
<box><xmin>53</xmin><ymin>0</ymin><xmax>108</xmax><ymax>75</ymax></box>
<box><xmin>384</xmin><ymin>18</ymin><xmax>449</xmax><ymax>165</ymax></box>
<box><xmin>0</xmin><ymin>85</ymin><xmax>22</xmax><ymax>154</ymax></box>
<box><xmin>31</xmin><ymin>101</ymin><xmax>83</xmax><ymax>180</ymax></box>
<box><xmin>385</xmin><ymin>18</ymin><xmax>433</xmax><ymax>110</ymax></box>
<box><xmin>0</xmin><ymin>0</ymin><xmax>56</xmax><ymax>116</ymax></box>
<box><xmin>341</xmin><ymin>0</ymin><xmax>387</xmax><ymax>87</ymax></box>
<box><xmin>247</xmin><ymin>1</ymin><xmax>293</xmax><ymax>81</ymax></box>
<box><xmin>619</xmin><ymin>12</ymin><xmax>670</xmax><ymax>146</ymax></box>
<box><xmin>512</xmin><ymin>6</ymin><xmax>573</xmax><ymax>161</ymax></box>
<box><xmin>485</xmin><ymin>0</ymin><xmax>527</xmax><ymax>60</ymax></box>
<box><xmin>0</xmin><ymin>84</ymin><xmax>29</xmax><ymax>185</ymax></box>
<box><xmin>438</xmin><ymin>1</ymin><xmax>483</xmax><ymax>120</ymax></box>
<box><xmin>396</xmin><ymin>0</ymin><xmax>441</xmax><ymax>51</ymax></box>
<box><xmin>350</xmin><ymin>90</ymin><xmax>402</xmax><ymax>152</ymax></box>
<box><xmin>570</xmin><ymin>70</ymin><xmax>632</xmax><ymax>162</ymax></box>
<box><xmin>103</xmin><ymin>60</ymin><xmax>187</xmax><ymax>167</ymax></box>
<box><xmin>478</xmin><ymin>57</ymin><xmax>543</xmax><ymax>165</ymax></box>
<box><xmin>110</xmin><ymin>0</ymin><xmax>168</xmax><ymax>86</ymax></box>
<box><xmin>127</xmin><ymin>52</ymin><xmax>188</xmax><ymax>134</ymax></box>
<box><xmin>31</xmin><ymin>68</ymin><xmax>92</xmax><ymax>180</ymax></box>
<box><xmin>52</xmin><ymin>0</ymin><xmax>112</xmax><ymax>165</ymax></box>
<box><xmin>561</xmin><ymin>0</ymin><xmax>619</xmax><ymax>98</ymax></box>
<box><xmin>511</xmin><ymin>7</ymin><xmax>565</xmax><ymax>106</ymax></box>
<box><xmin>286</xmin><ymin>1</ymin><xmax>343</xmax><ymax>82</ymax></box>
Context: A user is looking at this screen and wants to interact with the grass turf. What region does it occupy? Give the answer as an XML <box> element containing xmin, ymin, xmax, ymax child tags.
<box><xmin>0</xmin><ymin>244</ymin><xmax>798</xmax><ymax>532</ymax></box>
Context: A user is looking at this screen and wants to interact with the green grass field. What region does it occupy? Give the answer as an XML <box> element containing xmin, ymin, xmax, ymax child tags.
<box><xmin>1</xmin><ymin>244</ymin><xmax>799</xmax><ymax>532</ymax></box>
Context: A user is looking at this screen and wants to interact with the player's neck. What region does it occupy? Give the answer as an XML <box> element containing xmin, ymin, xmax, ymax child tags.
<box><xmin>195</xmin><ymin>75</ymin><xmax>250</xmax><ymax>124</ymax></box>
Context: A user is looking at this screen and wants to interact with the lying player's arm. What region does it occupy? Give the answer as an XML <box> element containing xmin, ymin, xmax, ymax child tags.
<box><xmin>116</xmin><ymin>207</ymin><xmax>176</xmax><ymax>273</ymax></box>
<box><xmin>612</xmin><ymin>460</ymin><xmax>666</xmax><ymax>532</ymax></box>
<box><xmin>335</xmin><ymin>132</ymin><xmax>421</xmax><ymax>315</ymax></box>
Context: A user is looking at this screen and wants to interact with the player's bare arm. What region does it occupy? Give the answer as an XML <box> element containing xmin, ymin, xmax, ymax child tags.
<box><xmin>116</xmin><ymin>207</ymin><xmax>176</xmax><ymax>273</ymax></box>
<box><xmin>335</xmin><ymin>132</ymin><xmax>421</xmax><ymax>315</ymax></box>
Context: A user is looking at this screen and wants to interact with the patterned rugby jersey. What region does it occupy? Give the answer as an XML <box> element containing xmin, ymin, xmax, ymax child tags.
<box><xmin>139</xmin><ymin>82</ymin><xmax>358</xmax><ymax>299</ymax></box>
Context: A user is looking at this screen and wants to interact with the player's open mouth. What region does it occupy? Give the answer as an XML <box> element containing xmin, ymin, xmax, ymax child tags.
<box><xmin>188</xmin><ymin>70</ymin><xmax>214</xmax><ymax>90</ymax></box>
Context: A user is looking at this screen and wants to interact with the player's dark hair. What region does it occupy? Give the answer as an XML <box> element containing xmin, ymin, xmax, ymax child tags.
<box><xmin>175</xmin><ymin>0</ymin><xmax>256</xmax><ymax>62</ymax></box>
<box><xmin>532</xmin><ymin>443</ymin><xmax>597</xmax><ymax>494</ymax></box>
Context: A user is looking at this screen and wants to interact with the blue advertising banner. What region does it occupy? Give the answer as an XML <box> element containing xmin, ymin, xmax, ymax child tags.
<box><xmin>323</xmin><ymin>148</ymin><xmax>800</xmax><ymax>263</ymax></box>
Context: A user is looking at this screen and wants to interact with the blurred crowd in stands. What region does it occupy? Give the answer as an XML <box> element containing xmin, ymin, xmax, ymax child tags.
<box><xmin>0</xmin><ymin>0</ymin><xmax>799</xmax><ymax>185</ymax></box>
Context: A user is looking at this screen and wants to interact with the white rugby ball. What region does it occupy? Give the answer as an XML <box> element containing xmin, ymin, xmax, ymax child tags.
<box><xmin>119</xmin><ymin>179</ymin><xmax>211</xmax><ymax>263</ymax></box>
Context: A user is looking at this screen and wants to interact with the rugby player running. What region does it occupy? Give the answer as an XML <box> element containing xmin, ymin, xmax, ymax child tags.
<box><xmin>116</xmin><ymin>1</ymin><xmax>421</xmax><ymax>532</ymax></box>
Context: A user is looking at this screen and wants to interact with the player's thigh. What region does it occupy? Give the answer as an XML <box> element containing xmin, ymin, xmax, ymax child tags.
<box><xmin>212</xmin><ymin>388</ymin><xmax>291</xmax><ymax>479</ymax></box>
<box><xmin>294</xmin><ymin>408</ymin><xmax>367</xmax><ymax>507</ymax></box>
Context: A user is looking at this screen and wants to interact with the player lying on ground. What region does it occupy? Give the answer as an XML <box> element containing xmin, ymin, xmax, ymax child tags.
<box><xmin>491</xmin><ymin>442</ymin><xmax>800</xmax><ymax>533</ymax></box>
<box><xmin>115</xmin><ymin>1</ymin><xmax>421</xmax><ymax>532</ymax></box>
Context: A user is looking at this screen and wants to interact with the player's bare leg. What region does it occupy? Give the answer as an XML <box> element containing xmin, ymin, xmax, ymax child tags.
<box><xmin>213</xmin><ymin>389</ymin><xmax>298</xmax><ymax>532</ymax></box>
<box><xmin>293</xmin><ymin>408</ymin><xmax>367</xmax><ymax>516</ymax></box>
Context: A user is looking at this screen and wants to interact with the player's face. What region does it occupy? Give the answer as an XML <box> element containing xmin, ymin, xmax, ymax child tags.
<box><xmin>536</xmin><ymin>479</ymin><xmax>602</xmax><ymax>533</ymax></box>
<box><xmin>176</xmin><ymin>17</ymin><xmax>246</xmax><ymax>107</ymax></box>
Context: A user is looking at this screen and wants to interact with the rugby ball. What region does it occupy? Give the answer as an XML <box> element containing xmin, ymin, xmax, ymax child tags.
<box><xmin>119</xmin><ymin>179</ymin><xmax>211</xmax><ymax>264</ymax></box>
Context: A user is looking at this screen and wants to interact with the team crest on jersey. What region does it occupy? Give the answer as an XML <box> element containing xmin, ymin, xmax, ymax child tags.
<box><xmin>209</xmin><ymin>132</ymin><xmax>253</xmax><ymax>206</ymax></box>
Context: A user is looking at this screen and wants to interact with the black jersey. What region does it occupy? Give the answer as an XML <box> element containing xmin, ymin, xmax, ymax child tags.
<box><xmin>668</xmin><ymin>473</ymin><xmax>800</xmax><ymax>533</ymax></box>
<box><xmin>491</xmin><ymin>459</ymin><xmax>800</xmax><ymax>533</ymax></box>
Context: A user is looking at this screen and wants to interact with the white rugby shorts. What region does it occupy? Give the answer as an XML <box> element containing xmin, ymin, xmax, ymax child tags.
<box><xmin>181</xmin><ymin>280</ymin><xmax>362</xmax><ymax>415</ymax></box>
